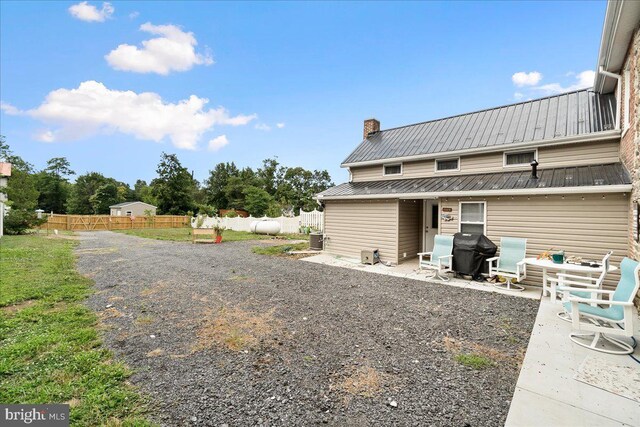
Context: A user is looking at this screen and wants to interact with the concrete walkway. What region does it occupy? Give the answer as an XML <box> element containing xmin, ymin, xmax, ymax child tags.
<box><xmin>506</xmin><ymin>299</ymin><xmax>640</xmax><ymax>427</ymax></box>
<box><xmin>301</xmin><ymin>253</ymin><xmax>542</xmax><ymax>300</ymax></box>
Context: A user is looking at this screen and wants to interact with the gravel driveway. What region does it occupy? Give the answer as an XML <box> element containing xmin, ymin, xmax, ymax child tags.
<box><xmin>76</xmin><ymin>231</ymin><xmax>538</xmax><ymax>427</ymax></box>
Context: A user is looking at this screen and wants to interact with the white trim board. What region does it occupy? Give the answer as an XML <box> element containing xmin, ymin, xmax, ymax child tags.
<box><xmin>317</xmin><ymin>184</ymin><xmax>632</xmax><ymax>201</ymax></box>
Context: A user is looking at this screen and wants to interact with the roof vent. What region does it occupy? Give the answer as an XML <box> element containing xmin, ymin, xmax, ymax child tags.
<box><xmin>530</xmin><ymin>160</ymin><xmax>539</xmax><ymax>179</ymax></box>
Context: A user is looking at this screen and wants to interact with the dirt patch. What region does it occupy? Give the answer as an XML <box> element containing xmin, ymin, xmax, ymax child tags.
<box><xmin>1</xmin><ymin>299</ymin><xmax>36</xmax><ymax>314</ymax></box>
<box><xmin>441</xmin><ymin>336</ymin><xmax>525</xmax><ymax>369</ymax></box>
<box><xmin>99</xmin><ymin>307</ymin><xmax>124</xmax><ymax>320</ymax></box>
<box><xmin>194</xmin><ymin>306</ymin><xmax>282</xmax><ymax>352</ymax></box>
<box><xmin>146</xmin><ymin>348</ymin><xmax>165</xmax><ymax>358</ymax></box>
<box><xmin>331</xmin><ymin>366</ymin><xmax>391</xmax><ymax>398</ymax></box>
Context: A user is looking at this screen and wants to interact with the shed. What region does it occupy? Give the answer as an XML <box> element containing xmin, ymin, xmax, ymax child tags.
<box><xmin>109</xmin><ymin>201</ymin><xmax>157</xmax><ymax>217</ymax></box>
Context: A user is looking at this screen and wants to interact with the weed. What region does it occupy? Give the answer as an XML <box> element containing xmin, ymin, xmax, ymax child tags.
<box><xmin>455</xmin><ymin>353</ymin><xmax>494</xmax><ymax>369</ymax></box>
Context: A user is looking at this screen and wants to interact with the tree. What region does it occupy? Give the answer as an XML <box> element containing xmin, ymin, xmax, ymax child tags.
<box><xmin>257</xmin><ymin>157</ymin><xmax>282</xmax><ymax>196</ymax></box>
<box><xmin>67</xmin><ymin>172</ymin><xmax>110</xmax><ymax>214</ymax></box>
<box><xmin>243</xmin><ymin>186</ymin><xmax>274</xmax><ymax>217</ymax></box>
<box><xmin>90</xmin><ymin>182</ymin><xmax>123</xmax><ymax>214</ymax></box>
<box><xmin>151</xmin><ymin>153</ymin><xmax>195</xmax><ymax>215</ymax></box>
<box><xmin>1</xmin><ymin>138</ymin><xmax>43</xmax><ymax>234</ymax></box>
<box><xmin>203</xmin><ymin>162</ymin><xmax>239</xmax><ymax>209</ymax></box>
<box><xmin>133</xmin><ymin>179</ymin><xmax>157</xmax><ymax>205</ymax></box>
<box><xmin>36</xmin><ymin>157</ymin><xmax>75</xmax><ymax>213</ymax></box>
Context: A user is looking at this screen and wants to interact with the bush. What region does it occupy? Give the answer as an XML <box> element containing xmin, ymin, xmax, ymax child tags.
<box><xmin>224</xmin><ymin>209</ymin><xmax>238</xmax><ymax>218</ymax></box>
<box><xmin>3</xmin><ymin>209</ymin><xmax>45</xmax><ymax>235</ymax></box>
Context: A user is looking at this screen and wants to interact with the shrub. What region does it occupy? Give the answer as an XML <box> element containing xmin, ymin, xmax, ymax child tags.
<box><xmin>3</xmin><ymin>209</ymin><xmax>45</xmax><ymax>235</ymax></box>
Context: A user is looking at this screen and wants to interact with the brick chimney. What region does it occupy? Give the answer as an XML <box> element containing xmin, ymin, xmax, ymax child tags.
<box><xmin>363</xmin><ymin>118</ymin><xmax>380</xmax><ymax>139</ymax></box>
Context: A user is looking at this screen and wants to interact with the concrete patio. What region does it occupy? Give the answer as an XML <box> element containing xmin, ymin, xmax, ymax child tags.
<box><xmin>301</xmin><ymin>253</ymin><xmax>542</xmax><ymax>300</ymax></box>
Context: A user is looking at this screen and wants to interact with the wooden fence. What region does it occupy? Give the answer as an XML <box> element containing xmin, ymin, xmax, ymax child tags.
<box><xmin>40</xmin><ymin>214</ymin><xmax>190</xmax><ymax>231</ymax></box>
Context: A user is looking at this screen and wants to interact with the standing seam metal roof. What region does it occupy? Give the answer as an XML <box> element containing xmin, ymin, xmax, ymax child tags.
<box><xmin>318</xmin><ymin>163</ymin><xmax>630</xmax><ymax>198</ymax></box>
<box><xmin>342</xmin><ymin>90</ymin><xmax>616</xmax><ymax>165</ymax></box>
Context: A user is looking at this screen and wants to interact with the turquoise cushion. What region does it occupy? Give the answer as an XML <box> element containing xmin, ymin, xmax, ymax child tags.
<box><xmin>562</xmin><ymin>301</ymin><xmax>623</xmax><ymax>322</ymax></box>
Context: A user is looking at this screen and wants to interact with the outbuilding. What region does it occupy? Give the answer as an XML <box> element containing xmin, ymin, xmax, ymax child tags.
<box><xmin>109</xmin><ymin>201</ymin><xmax>157</xmax><ymax>217</ymax></box>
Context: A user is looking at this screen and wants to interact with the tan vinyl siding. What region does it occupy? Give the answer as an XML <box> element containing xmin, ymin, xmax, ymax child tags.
<box><xmin>323</xmin><ymin>199</ymin><xmax>399</xmax><ymax>264</ymax></box>
<box><xmin>440</xmin><ymin>194</ymin><xmax>629</xmax><ymax>288</ymax></box>
<box><xmin>350</xmin><ymin>140</ymin><xmax>620</xmax><ymax>182</ymax></box>
<box><xmin>398</xmin><ymin>200</ymin><xmax>421</xmax><ymax>261</ymax></box>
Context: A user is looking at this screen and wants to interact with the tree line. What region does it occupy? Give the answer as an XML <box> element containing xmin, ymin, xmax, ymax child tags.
<box><xmin>0</xmin><ymin>136</ymin><xmax>333</xmax><ymax>234</ymax></box>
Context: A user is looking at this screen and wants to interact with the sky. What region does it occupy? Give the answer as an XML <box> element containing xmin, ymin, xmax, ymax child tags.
<box><xmin>0</xmin><ymin>1</ymin><xmax>607</xmax><ymax>186</ymax></box>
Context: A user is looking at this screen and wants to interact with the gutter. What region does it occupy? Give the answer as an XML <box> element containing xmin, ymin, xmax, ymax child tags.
<box><xmin>316</xmin><ymin>184</ymin><xmax>633</xmax><ymax>201</ymax></box>
<box><xmin>599</xmin><ymin>67</ymin><xmax>622</xmax><ymax>130</ymax></box>
<box><xmin>340</xmin><ymin>130</ymin><xmax>621</xmax><ymax>168</ymax></box>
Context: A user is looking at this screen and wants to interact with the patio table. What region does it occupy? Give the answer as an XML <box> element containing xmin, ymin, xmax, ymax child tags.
<box><xmin>523</xmin><ymin>258</ymin><xmax>618</xmax><ymax>303</ymax></box>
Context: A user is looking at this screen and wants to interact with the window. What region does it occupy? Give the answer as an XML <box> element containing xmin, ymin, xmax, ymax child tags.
<box><xmin>435</xmin><ymin>158</ymin><xmax>459</xmax><ymax>172</ymax></box>
<box><xmin>459</xmin><ymin>202</ymin><xmax>486</xmax><ymax>235</ymax></box>
<box><xmin>125</xmin><ymin>211</ymin><xmax>132</xmax><ymax>216</ymax></box>
<box><xmin>624</xmin><ymin>67</ymin><xmax>631</xmax><ymax>131</ymax></box>
<box><xmin>504</xmin><ymin>150</ymin><xmax>536</xmax><ymax>167</ymax></box>
<box><xmin>383</xmin><ymin>163</ymin><xmax>402</xmax><ymax>176</ymax></box>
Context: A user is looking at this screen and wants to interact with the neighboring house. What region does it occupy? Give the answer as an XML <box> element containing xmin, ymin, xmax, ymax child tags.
<box><xmin>0</xmin><ymin>162</ymin><xmax>11</xmax><ymax>238</ymax></box>
<box><xmin>317</xmin><ymin>0</ymin><xmax>639</xmax><ymax>288</ymax></box>
<box><xmin>109</xmin><ymin>201</ymin><xmax>157</xmax><ymax>217</ymax></box>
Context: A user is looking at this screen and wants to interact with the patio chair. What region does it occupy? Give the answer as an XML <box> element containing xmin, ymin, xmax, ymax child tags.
<box><xmin>558</xmin><ymin>257</ymin><xmax>640</xmax><ymax>355</ymax></box>
<box><xmin>548</xmin><ymin>251</ymin><xmax>612</xmax><ymax>321</ymax></box>
<box><xmin>417</xmin><ymin>235</ymin><xmax>454</xmax><ymax>281</ymax></box>
<box><xmin>487</xmin><ymin>237</ymin><xmax>527</xmax><ymax>291</ymax></box>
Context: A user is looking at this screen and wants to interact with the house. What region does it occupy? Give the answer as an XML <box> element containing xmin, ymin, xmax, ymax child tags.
<box><xmin>317</xmin><ymin>1</ymin><xmax>639</xmax><ymax>288</ymax></box>
<box><xmin>0</xmin><ymin>162</ymin><xmax>11</xmax><ymax>238</ymax></box>
<box><xmin>109</xmin><ymin>201</ymin><xmax>157</xmax><ymax>217</ymax></box>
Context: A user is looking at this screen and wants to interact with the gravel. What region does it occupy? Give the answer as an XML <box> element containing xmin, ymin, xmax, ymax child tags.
<box><xmin>76</xmin><ymin>231</ymin><xmax>538</xmax><ymax>427</ymax></box>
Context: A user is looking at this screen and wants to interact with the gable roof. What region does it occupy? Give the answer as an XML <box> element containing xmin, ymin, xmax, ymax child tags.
<box><xmin>318</xmin><ymin>163</ymin><xmax>631</xmax><ymax>200</ymax></box>
<box><xmin>342</xmin><ymin>90</ymin><xmax>617</xmax><ymax>166</ymax></box>
<box><xmin>109</xmin><ymin>201</ymin><xmax>156</xmax><ymax>209</ymax></box>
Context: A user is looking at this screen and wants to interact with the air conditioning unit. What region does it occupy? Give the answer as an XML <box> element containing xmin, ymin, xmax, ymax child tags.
<box><xmin>361</xmin><ymin>249</ymin><xmax>380</xmax><ymax>265</ymax></box>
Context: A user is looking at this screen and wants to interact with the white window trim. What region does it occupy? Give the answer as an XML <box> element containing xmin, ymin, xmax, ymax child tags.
<box><xmin>503</xmin><ymin>148</ymin><xmax>538</xmax><ymax>168</ymax></box>
<box><xmin>459</xmin><ymin>201</ymin><xmax>487</xmax><ymax>234</ymax></box>
<box><xmin>382</xmin><ymin>162</ymin><xmax>403</xmax><ymax>176</ymax></box>
<box><xmin>434</xmin><ymin>157</ymin><xmax>460</xmax><ymax>173</ymax></box>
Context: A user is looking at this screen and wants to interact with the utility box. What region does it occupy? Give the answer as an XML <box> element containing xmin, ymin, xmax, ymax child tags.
<box><xmin>361</xmin><ymin>249</ymin><xmax>380</xmax><ymax>265</ymax></box>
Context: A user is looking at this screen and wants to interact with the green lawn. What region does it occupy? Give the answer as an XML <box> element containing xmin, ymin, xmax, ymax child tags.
<box><xmin>0</xmin><ymin>235</ymin><xmax>151</xmax><ymax>426</ymax></box>
<box><xmin>114</xmin><ymin>227</ymin><xmax>306</xmax><ymax>243</ymax></box>
<box><xmin>252</xmin><ymin>242</ymin><xmax>310</xmax><ymax>255</ymax></box>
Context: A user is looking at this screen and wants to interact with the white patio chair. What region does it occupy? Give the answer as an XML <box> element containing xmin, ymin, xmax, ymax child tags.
<box><xmin>417</xmin><ymin>235</ymin><xmax>454</xmax><ymax>281</ymax></box>
<box><xmin>487</xmin><ymin>237</ymin><xmax>527</xmax><ymax>291</ymax></box>
<box><xmin>547</xmin><ymin>251</ymin><xmax>612</xmax><ymax>321</ymax></box>
<box><xmin>559</xmin><ymin>257</ymin><xmax>640</xmax><ymax>355</ymax></box>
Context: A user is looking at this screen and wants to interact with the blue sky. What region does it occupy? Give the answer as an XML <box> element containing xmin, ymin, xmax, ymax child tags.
<box><xmin>0</xmin><ymin>1</ymin><xmax>606</xmax><ymax>185</ymax></box>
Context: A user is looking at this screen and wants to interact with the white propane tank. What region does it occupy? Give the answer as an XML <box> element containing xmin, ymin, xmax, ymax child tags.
<box><xmin>249</xmin><ymin>221</ymin><xmax>259</xmax><ymax>233</ymax></box>
<box><xmin>253</xmin><ymin>220</ymin><xmax>281</xmax><ymax>235</ymax></box>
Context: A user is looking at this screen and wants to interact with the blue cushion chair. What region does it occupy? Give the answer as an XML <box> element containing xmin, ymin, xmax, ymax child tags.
<box><xmin>487</xmin><ymin>237</ymin><xmax>527</xmax><ymax>291</ymax></box>
<box><xmin>417</xmin><ymin>235</ymin><xmax>454</xmax><ymax>281</ymax></box>
<box><xmin>559</xmin><ymin>257</ymin><xmax>640</xmax><ymax>355</ymax></box>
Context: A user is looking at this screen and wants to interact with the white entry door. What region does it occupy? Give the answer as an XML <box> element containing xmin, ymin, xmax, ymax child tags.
<box><xmin>423</xmin><ymin>200</ymin><xmax>440</xmax><ymax>252</ymax></box>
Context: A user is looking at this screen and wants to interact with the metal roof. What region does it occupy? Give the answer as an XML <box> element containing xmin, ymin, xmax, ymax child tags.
<box><xmin>342</xmin><ymin>90</ymin><xmax>617</xmax><ymax>165</ymax></box>
<box><xmin>109</xmin><ymin>201</ymin><xmax>156</xmax><ymax>208</ymax></box>
<box><xmin>318</xmin><ymin>163</ymin><xmax>631</xmax><ymax>199</ymax></box>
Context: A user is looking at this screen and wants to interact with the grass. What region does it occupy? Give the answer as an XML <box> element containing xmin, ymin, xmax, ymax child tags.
<box><xmin>113</xmin><ymin>227</ymin><xmax>306</xmax><ymax>243</ymax></box>
<box><xmin>251</xmin><ymin>242</ymin><xmax>309</xmax><ymax>256</ymax></box>
<box><xmin>454</xmin><ymin>353</ymin><xmax>494</xmax><ymax>369</ymax></box>
<box><xmin>0</xmin><ymin>235</ymin><xmax>151</xmax><ymax>426</ymax></box>
<box><xmin>332</xmin><ymin>366</ymin><xmax>389</xmax><ymax>398</ymax></box>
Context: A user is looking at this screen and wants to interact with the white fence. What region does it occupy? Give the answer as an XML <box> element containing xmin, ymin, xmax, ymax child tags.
<box><xmin>192</xmin><ymin>209</ymin><xmax>324</xmax><ymax>234</ymax></box>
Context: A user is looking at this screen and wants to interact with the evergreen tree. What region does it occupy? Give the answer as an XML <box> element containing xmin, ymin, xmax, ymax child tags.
<box><xmin>151</xmin><ymin>153</ymin><xmax>195</xmax><ymax>214</ymax></box>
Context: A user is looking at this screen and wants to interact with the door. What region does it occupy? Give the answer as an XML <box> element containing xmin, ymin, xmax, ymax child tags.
<box><xmin>423</xmin><ymin>200</ymin><xmax>440</xmax><ymax>252</ymax></box>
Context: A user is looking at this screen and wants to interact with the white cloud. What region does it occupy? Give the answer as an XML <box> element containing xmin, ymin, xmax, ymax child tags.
<box><xmin>68</xmin><ymin>2</ymin><xmax>114</xmax><ymax>22</ymax></box>
<box><xmin>255</xmin><ymin>123</ymin><xmax>271</xmax><ymax>131</ymax></box>
<box><xmin>513</xmin><ymin>92</ymin><xmax>524</xmax><ymax>100</ymax></box>
<box><xmin>105</xmin><ymin>22</ymin><xmax>213</xmax><ymax>75</ymax></box>
<box><xmin>129</xmin><ymin>11</ymin><xmax>139</xmax><ymax>19</ymax></box>
<box><xmin>35</xmin><ymin>130</ymin><xmax>56</xmax><ymax>143</ymax></box>
<box><xmin>512</xmin><ymin>71</ymin><xmax>543</xmax><ymax>87</ymax></box>
<box><xmin>534</xmin><ymin>70</ymin><xmax>595</xmax><ymax>95</ymax></box>
<box><xmin>19</xmin><ymin>80</ymin><xmax>255</xmax><ymax>149</ymax></box>
<box><xmin>207</xmin><ymin>135</ymin><xmax>229</xmax><ymax>151</ymax></box>
<box><xmin>276</xmin><ymin>122</ymin><xmax>285</xmax><ymax>129</ymax></box>
<box><xmin>0</xmin><ymin>102</ymin><xmax>21</xmax><ymax>115</ymax></box>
